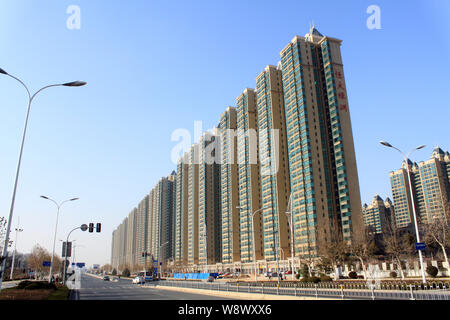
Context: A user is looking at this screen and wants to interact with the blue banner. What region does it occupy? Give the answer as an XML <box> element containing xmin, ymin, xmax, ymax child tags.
<box><xmin>173</xmin><ymin>273</ymin><xmax>218</xmax><ymax>280</ymax></box>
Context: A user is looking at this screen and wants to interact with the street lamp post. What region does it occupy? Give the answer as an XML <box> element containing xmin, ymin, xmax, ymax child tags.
<box><xmin>380</xmin><ymin>140</ymin><xmax>427</xmax><ymax>284</ymax></box>
<box><xmin>273</xmin><ymin>231</ymin><xmax>280</xmax><ymax>285</ymax></box>
<box><xmin>236</xmin><ymin>206</ymin><xmax>266</xmax><ymax>282</ymax></box>
<box><xmin>0</xmin><ymin>68</ymin><xmax>86</xmax><ymax>291</ymax></box>
<box><xmin>285</xmin><ymin>193</ymin><xmax>296</xmax><ymax>280</ymax></box>
<box><xmin>41</xmin><ymin>196</ymin><xmax>79</xmax><ymax>282</ymax></box>
<box><xmin>73</xmin><ymin>243</ymin><xmax>85</xmax><ymax>267</ymax></box>
<box><xmin>202</xmin><ymin>222</ymin><xmax>208</xmax><ymax>274</ymax></box>
<box><xmin>63</xmin><ymin>224</ymin><xmax>88</xmax><ymax>285</ymax></box>
<box><xmin>158</xmin><ymin>242</ymin><xmax>169</xmax><ymax>279</ymax></box>
<box><xmin>9</xmin><ymin>218</ymin><xmax>23</xmax><ymax>280</ymax></box>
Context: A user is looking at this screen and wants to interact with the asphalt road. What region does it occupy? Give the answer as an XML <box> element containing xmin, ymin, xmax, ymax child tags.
<box><xmin>76</xmin><ymin>274</ymin><xmax>234</xmax><ymax>300</ymax></box>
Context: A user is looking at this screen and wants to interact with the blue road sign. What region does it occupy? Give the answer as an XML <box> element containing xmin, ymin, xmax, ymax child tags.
<box><xmin>415</xmin><ymin>242</ymin><xmax>426</xmax><ymax>251</ymax></box>
<box><xmin>153</xmin><ymin>260</ymin><xmax>158</xmax><ymax>263</ymax></box>
<box><xmin>76</xmin><ymin>263</ymin><xmax>85</xmax><ymax>268</ymax></box>
<box><xmin>42</xmin><ymin>261</ymin><xmax>51</xmax><ymax>267</ymax></box>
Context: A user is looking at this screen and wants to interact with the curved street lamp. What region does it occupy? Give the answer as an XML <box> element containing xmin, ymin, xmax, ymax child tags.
<box><xmin>236</xmin><ymin>206</ymin><xmax>267</xmax><ymax>282</ymax></box>
<box><xmin>0</xmin><ymin>68</ymin><xmax>86</xmax><ymax>290</ymax></box>
<box><xmin>380</xmin><ymin>140</ymin><xmax>427</xmax><ymax>284</ymax></box>
<box><xmin>41</xmin><ymin>196</ymin><xmax>79</xmax><ymax>282</ymax></box>
<box><xmin>63</xmin><ymin>224</ymin><xmax>88</xmax><ymax>285</ymax></box>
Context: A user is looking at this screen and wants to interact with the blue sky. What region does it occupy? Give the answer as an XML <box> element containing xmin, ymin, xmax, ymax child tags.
<box><xmin>0</xmin><ymin>0</ymin><xmax>449</xmax><ymax>267</ymax></box>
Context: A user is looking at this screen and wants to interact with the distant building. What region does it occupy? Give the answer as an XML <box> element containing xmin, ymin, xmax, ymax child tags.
<box><xmin>187</xmin><ymin>144</ymin><xmax>200</xmax><ymax>266</ymax></box>
<box><xmin>390</xmin><ymin>147</ymin><xmax>450</xmax><ymax>228</ymax></box>
<box><xmin>174</xmin><ymin>153</ymin><xmax>190</xmax><ymax>267</ymax></box>
<box><xmin>362</xmin><ymin>195</ymin><xmax>394</xmax><ymax>235</ymax></box>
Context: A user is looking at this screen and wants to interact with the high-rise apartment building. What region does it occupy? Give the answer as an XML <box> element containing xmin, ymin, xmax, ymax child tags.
<box><xmin>187</xmin><ymin>144</ymin><xmax>200</xmax><ymax>266</ymax></box>
<box><xmin>174</xmin><ymin>154</ymin><xmax>190</xmax><ymax>267</ymax></box>
<box><xmin>126</xmin><ymin>208</ymin><xmax>137</xmax><ymax>267</ymax></box>
<box><xmin>279</xmin><ymin>27</ymin><xmax>364</xmax><ymax>258</ymax></box>
<box><xmin>112</xmin><ymin>27</ymin><xmax>368</xmax><ymax>272</ymax></box>
<box><xmin>236</xmin><ymin>89</ymin><xmax>262</xmax><ymax>263</ymax></box>
<box><xmin>161</xmin><ymin>173</ymin><xmax>176</xmax><ymax>262</ymax></box>
<box><xmin>135</xmin><ymin>195</ymin><xmax>149</xmax><ymax>266</ymax></box>
<box><xmin>219</xmin><ymin>107</ymin><xmax>240</xmax><ymax>264</ymax></box>
<box><xmin>256</xmin><ymin>65</ymin><xmax>291</xmax><ymax>262</ymax></box>
<box><xmin>119</xmin><ymin>218</ymin><xmax>128</xmax><ymax>268</ymax></box>
<box><xmin>198</xmin><ymin>131</ymin><xmax>222</xmax><ymax>268</ymax></box>
<box><xmin>362</xmin><ymin>195</ymin><xmax>394</xmax><ymax>235</ymax></box>
<box><xmin>390</xmin><ymin>147</ymin><xmax>450</xmax><ymax>227</ymax></box>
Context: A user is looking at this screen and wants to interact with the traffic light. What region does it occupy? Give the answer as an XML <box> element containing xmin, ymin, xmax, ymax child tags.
<box><xmin>88</xmin><ymin>223</ymin><xmax>94</xmax><ymax>232</ymax></box>
<box><xmin>62</xmin><ymin>241</ymin><xmax>72</xmax><ymax>257</ymax></box>
<box><xmin>96</xmin><ymin>223</ymin><xmax>101</xmax><ymax>233</ymax></box>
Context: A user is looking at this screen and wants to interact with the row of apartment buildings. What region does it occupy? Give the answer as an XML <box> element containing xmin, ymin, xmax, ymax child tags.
<box><xmin>363</xmin><ymin>147</ymin><xmax>450</xmax><ymax>235</ymax></box>
<box><xmin>111</xmin><ymin>174</ymin><xmax>176</xmax><ymax>270</ymax></box>
<box><xmin>111</xmin><ymin>26</ymin><xmax>367</xmax><ymax>273</ymax></box>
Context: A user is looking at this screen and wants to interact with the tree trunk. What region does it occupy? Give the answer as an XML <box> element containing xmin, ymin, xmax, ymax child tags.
<box><xmin>440</xmin><ymin>243</ymin><xmax>449</xmax><ymax>273</ymax></box>
<box><xmin>396</xmin><ymin>257</ymin><xmax>405</xmax><ymax>280</ymax></box>
<box><xmin>359</xmin><ymin>257</ymin><xmax>367</xmax><ymax>278</ymax></box>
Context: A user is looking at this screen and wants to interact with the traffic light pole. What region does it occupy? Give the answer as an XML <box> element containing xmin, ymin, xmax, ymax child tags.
<box><xmin>63</xmin><ymin>224</ymin><xmax>89</xmax><ymax>285</ymax></box>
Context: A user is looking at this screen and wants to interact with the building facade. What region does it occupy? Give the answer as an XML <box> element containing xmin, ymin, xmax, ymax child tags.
<box><xmin>279</xmin><ymin>27</ymin><xmax>364</xmax><ymax>258</ymax></box>
<box><xmin>362</xmin><ymin>195</ymin><xmax>394</xmax><ymax>235</ymax></box>
<box><xmin>256</xmin><ymin>65</ymin><xmax>291</xmax><ymax>262</ymax></box>
<box><xmin>236</xmin><ymin>89</ymin><xmax>263</xmax><ymax>263</ymax></box>
<box><xmin>390</xmin><ymin>147</ymin><xmax>450</xmax><ymax>228</ymax></box>
<box><xmin>219</xmin><ymin>107</ymin><xmax>241</xmax><ymax>264</ymax></box>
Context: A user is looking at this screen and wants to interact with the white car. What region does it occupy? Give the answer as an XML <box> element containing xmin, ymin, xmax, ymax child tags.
<box><xmin>132</xmin><ymin>276</ymin><xmax>143</xmax><ymax>284</ymax></box>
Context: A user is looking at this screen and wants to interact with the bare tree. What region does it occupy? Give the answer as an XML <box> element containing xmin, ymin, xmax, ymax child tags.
<box><xmin>422</xmin><ymin>203</ymin><xmax>450</xmax><ymax>270</ymax></box>
<box><xmin>318</xmin><ymin>221</ymin><xmax>350</xmax><ymax>276</ymax></box>
<box><xmin>349</xmin><ymin>226</ymin><xmax>378</xmax><ymax>277</ymax></box>
<box><xmin>101</xmin><ymin>264</ymin><xmax>113</xmax><ymax>274</ymax></box>
<box><xmin>27</xmin><ymin>244</ymin><xmax>62</xmax><ymax>280</ymax></box>
<box><xmin>0</xmin><ymin>217</ymin><xmax>13</xmax><ymax>262</ymax></box>
<box><xmin>382</xmin><ymin>215</ymin><xmax>415</xmax><ymax>280</ymax></box>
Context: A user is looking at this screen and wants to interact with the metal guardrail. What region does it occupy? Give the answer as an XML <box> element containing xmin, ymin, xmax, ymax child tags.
<box><xmin>155</xmin><ymin>280</ymin><xmax>450</xmax><ymax>300</ymax></box>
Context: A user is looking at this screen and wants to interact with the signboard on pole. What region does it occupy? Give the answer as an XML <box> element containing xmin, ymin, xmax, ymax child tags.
<box><xmin>76</xmin><ymin>263</ymin><xmax>85</xmax><ymax>268</ymax></box>
<box><xmin>415</xmin><ymin>243</ymin><xmax>426</xmax><ymax>251</ymax></box>
<box><xmin>42</xmin><ymin>261</ymin><xmax>51</xmax><ymax>267</ymax></box>
<box><xmin>62</xmin><ymin>241</ymin><xmax>72</xmax><ymax>257</ymax></box>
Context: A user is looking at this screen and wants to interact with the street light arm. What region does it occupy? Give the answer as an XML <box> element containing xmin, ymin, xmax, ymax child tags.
<box><xmin>41</xmin><ymin>196</ymin><xmax>60</xmax><ymax>209</ymax></box>
<box><xmin>4</xmin><ymin>73</ymin><xmax>31</xmax><ymax>101</ymax></box>
<box><xmin>391</xmin><ymin>145</ymin><xmax>407</xmax><ymax>161</ymax></box>
<box><xmin>252</xmin><ymin>207</ymin><xmax>265</xmax><ymax>218</ymax></box>
<box><xmin>30</xmin><ymin>84</ymin><xmax>66</xmax><ymax>103</ymax></box>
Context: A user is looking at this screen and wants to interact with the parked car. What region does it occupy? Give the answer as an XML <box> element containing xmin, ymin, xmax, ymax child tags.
<box><xmin>102</xmin><ymin>275</ymin><xmax>110</xmax><ymax>281</ymax></box>
<box><xmin>132</xmin><ymin>276</ymin><xmax>144</xmax><ymax>284</ymax></box>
